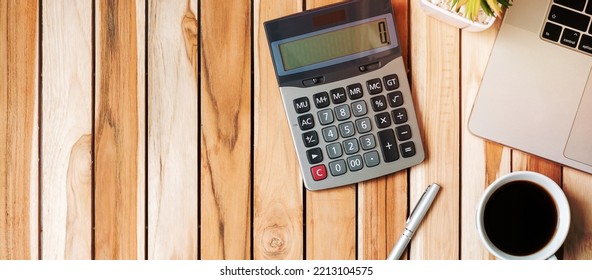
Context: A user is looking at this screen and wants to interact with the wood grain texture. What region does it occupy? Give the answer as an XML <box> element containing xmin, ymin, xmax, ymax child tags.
<box><xmin>304</xmin><ymin>0</ymin><xmax>356</xmax><ymax>260</ymax></box>
<box><xmin>512</xmin><ymin>151</ymin><xmax>562</xmax><ymax>184</ymax></box>
<box><xmin>358</xmin><ymin>0</ymin><xmax>409</xmax><ymax>260</ymax></box>
<box><xmin>134</xmin><ymin>0</ymin><xmax>146</xmax><ymax>260</ymax></box>
<box><xmin>94</xmin><ymin>0</ymin><xmax>145</xmax><ymax>259</ymax></box>
<box><xmin>253</xmin><ymin>0</ymin><xmax>303</xmax><ymax>260</ymax></box>
<box><xmin>148</xmin><ymin>0</ymin><xmax>198</xmax><ymax>260</ymax></box>
<box><xmin>563</xmin><ymin>168</ymin><xmax>592</xmax><ymax>259</ymax></box>
<box><xmin>409</xmin><ymin>0</ymin><xmax>459</xmax><ymax>259</ymax></box>
<box><xmin>200</xmin><ymin>0</ymin><xmax>252</xmax><ymax>259</ymax></box>
<box><xmin>0</xmin><ymin>0</ymin><xmax>39</xmax><ymax>260</ymax></box>
<box><xmin>358</xmin><ymin>177</ymin><xmax>387</xmax><ymax>260</ymax></box>
<box><xmin>385</xmin><ymin>172</ymin><xmax>408</xmax><ymax>259</ymax></box>
<box><xmin>460</xmin><ymin>21</ymin><xmax>510</xmax><ymax>260</ymax></box>
<box><xmin>41</xmin><ymin>0</ymin><xmax>92</xmax><ymax>260</ymax></box>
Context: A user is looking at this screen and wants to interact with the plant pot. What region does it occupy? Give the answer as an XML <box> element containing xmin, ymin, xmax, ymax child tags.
<box><xmin>420</xmin><ymin>0</ymin><xmax>496</xmax><ymax>32</ymax></box>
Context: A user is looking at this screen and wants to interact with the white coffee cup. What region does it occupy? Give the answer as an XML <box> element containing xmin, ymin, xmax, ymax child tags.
<box><xmin>476</xmin><ymin>171</ymin><xmax>570</xmax><ymax>260</ymax></box>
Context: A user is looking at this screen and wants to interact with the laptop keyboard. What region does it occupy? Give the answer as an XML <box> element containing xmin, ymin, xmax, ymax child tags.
<box><xmin>542</xmin><ymin>0</ymin><xmax>592</xmax><ymax>55</ymax></box>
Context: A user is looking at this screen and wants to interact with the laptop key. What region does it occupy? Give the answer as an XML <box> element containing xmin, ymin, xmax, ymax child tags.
<box><xmin>554</xmin><ymin>0</ymin><xmax>586</xmax><ymax>11</ymax></box>
<box><xmin>560</xmin><ymin>28</ymin><xmax>580</xmax><ymax>48</ymax></box>
<box><xmin>542</xmin><ymin>22</ymin><xmax>562</xmax><ymax>42</ymax></box>
<box><xmin>578</xmin><ymin>34</ymin><xmax>592</xmax><ymax>54</ymax></box>
<box><xmin>548</xmin><ymin>5</ymin><xmax>590</xmax><ymax>32</ymax></box>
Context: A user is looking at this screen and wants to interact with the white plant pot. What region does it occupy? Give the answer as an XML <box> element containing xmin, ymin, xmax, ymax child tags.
<box><xmin>420</xmin><ymin>0</ymin><xmax>496</xmax><ymax>32</ymax></box>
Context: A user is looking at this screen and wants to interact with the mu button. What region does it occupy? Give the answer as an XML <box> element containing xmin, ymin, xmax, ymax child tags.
<box><xmin>311</xmin><ymin>164</ymin><xmax>327</xmax><ymax>181</ymax></box>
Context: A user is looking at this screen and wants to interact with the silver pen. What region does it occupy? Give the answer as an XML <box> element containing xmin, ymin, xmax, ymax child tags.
<box><xmin>387</xmin><ymin>183</ymin><xmax>441</xmax><ymax>260</ymax></box>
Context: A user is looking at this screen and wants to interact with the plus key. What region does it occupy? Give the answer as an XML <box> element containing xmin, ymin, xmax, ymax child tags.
<box><xmin>378</xmin><ymin>129</ymin><xmax>400</xmax><ymax>162</ymax></box>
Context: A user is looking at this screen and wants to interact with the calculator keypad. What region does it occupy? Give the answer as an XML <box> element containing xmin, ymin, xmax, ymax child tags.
<box><xmin>282</xmin><ymin>59</ymin><xmax>424</xmax><ymax>190</ymax></box>
<box><xmin>295</xmin><ymin>72</ymin><xmax>419</xmax><ymax>178</ymax></box>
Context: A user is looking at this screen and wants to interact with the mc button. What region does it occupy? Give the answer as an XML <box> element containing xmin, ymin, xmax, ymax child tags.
<box><xmin>367</xmin><ymin>78</ymin><xmax>383</xmax><ymax>94</ymax></box>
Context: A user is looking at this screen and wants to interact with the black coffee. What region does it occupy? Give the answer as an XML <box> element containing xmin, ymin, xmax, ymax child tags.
<box><xmin>484</xmin><ymin>180</ymin><xmax>557</xmax><ymax>256</ymax></box>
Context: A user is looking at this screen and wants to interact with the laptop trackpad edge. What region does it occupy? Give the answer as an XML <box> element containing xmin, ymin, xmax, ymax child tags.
<box><xmin>565</xmin><ymin>71</ymin><xmax>592</xmax><ymax>167</ymax></box>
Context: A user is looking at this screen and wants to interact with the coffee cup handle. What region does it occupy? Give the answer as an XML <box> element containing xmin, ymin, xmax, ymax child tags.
<box><xmin>547</xmin><ymin>255</ymin><xmax>558</xmax><ymax>260</ymax></box>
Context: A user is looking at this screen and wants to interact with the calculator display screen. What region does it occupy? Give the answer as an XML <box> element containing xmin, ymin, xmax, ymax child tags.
<box><xmin>279</xmin><ymin>19</ymin><xmax>390</xmax><ymax>71</ymax></box>
<box><xmin>270</xmin><ymin>15</ymin><xmax>398</xmax><ymax>76</ymax></box>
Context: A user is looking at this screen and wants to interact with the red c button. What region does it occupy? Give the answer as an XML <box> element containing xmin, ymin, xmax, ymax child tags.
<box><xmin>311</xmin><ymin>165</ymin><xmax>327</xmax><ymax>181</ymax></box>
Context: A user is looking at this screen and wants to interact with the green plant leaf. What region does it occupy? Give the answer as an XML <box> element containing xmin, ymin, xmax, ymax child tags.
<box><xmin>481</xmin><ymin>0</ymin><xmax>493</xmax><ymax>17</ymax></box>
<box><xmin>497</xmin><ymin>0</ymin><xmax>512</xmax><ymax>7</ymax></box>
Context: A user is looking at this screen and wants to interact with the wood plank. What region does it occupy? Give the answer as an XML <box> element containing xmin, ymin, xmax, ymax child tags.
<box><xmin>511</xmin><ymin>151</ymin><xmax>562</xmax><ymax>184</ymax></box>
<box><xmin>562</xmin><ymin>168</ymin><xmax>592</xmax><ymax>260</ymax></box>
<box><xmin>460</xmin><ymin>21</ymin><xmax>510</xmax><ymax>260</ymax></box>
<box><xmin>200</xmin><ymin>0</ymin><xmax>252</xmax><ymax>259</ymax></box>
<box><xmin>305</xmin><ymin>0</ymin><xmax>356</xmax><ymax>260</ymax></box>
<box><xmin>358</xmin><ymin>178</ymin><xmax>387</xmax><ymax>260</ymax></box>
<box><xmin>147</xmin><ymin>0</ymin><xmax>198</xmax><ymax>260</ymax></box>
<box><xmin>385</xmin><ymin>172</ymin><xmax>408</xmax><ymax>259</ymax></box>
<box><xmin>94</xmin><ymin>0</ymin><xmax>145</xmax><ymax>259</ymax></box>
<box><xmin>409</xmin><ymin>0</ymin><xmax>459</xmax><ymax>259</ymax></box>
<box><xmin>0</xmin><ymin>0</ymin><xmax>39</xmax><ymax>260</ymax></box>
<box><xmin>41</xmin><ymin>0</ymin><xmax>92</xmax><ymax>259</ymax></box>
<box><xmin>359</xmin><ymin>0</ymin><xmax>410</xmax><ymax>260</ymax></box>
<box><xmin>253</xmin><ymin>0</ymin><xmax>303</xmax><ymax>260</ymax></box>
<box><xmin>135</xmin><ymin>0</ymin><xmax>146</xmax><ymax>260</ymax></box>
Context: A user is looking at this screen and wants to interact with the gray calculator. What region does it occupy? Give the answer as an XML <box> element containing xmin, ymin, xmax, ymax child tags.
<box><xmin>264</xmin><ymin>0</ymin><xmax>424</xmax><ymax>191</ymax></box>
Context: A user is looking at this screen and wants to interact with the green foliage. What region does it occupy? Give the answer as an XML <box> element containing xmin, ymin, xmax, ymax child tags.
<box><xmin>449</xmin><ymin>0</ymin><xmax>512</xmax><ymax>22</ymax></box>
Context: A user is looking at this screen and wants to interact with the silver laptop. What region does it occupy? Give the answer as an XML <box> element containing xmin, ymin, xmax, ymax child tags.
<box><xmin>470</xmin><ymin>0</ymin><xmax>592</xmax><ymax>174</ymax></box>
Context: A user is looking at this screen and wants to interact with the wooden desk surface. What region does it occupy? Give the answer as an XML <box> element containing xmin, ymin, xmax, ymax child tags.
<box><xmin>1</xmin><ymin>0</ymin><xmax>591</xmax><ymax>260</ymax></box>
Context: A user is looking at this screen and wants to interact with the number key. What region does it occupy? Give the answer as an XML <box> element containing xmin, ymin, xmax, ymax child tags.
<box><xmin>351</xmin><ymin>100</ymin><xmax>367</xmax><ymax>117</ymax></box>
<box><xmin>355</xmin><ymin>117</ymin><xmax>372</xmax><ymax>133</ymax></box>
<box><xmin>317</xmin><ymin>109</ymin><xmax>334</xmax><ymax>125</ymax></box>
<box><xmin>335</xmin><ymin>104</ymin><xmax>351</xmax><ymax>121</ymax></box>
<box><xmin>360</xmin><ymin>134</ymin><xmax>376</xmax><ymax>150</ymax></box>
<box><xmin>329</xmin><ymin>159</ymin><xmax>347</xmax><ymax>176</ymax></box>
<box><xmin>326</xmin><ymin>142</ymin><xmax>343</xmax><ymax>159</ymax></box>
<box><xmin>343</xmin><ymin>138</ymin><xmax>359</xmax><ymax>155</ymax></box>
<box><xmin>347</xmin><ymin>155</ymin><xmax>364</xmax><ymax>172</ymax></box>
<box><xmin>339</xmin><ymin>122</ymin><xmax>355</xmax><ymax>138</ymax></box>
<box><xmin>322</xmin><ymin>126</ymin><xmax>338</xmax><ymax>142</ymax></box>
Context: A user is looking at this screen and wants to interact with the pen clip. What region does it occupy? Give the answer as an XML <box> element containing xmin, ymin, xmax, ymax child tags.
<box><xmin>406</xmin><ymin>184</ymin><xmax>433</xmax><ymax>223</ymax></box>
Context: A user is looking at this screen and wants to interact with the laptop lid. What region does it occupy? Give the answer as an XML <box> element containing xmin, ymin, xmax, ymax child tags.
<box><xmin>469</xmin><ymin>0</ymin><xmax>592</xmax><ymax>174</ymax></box>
